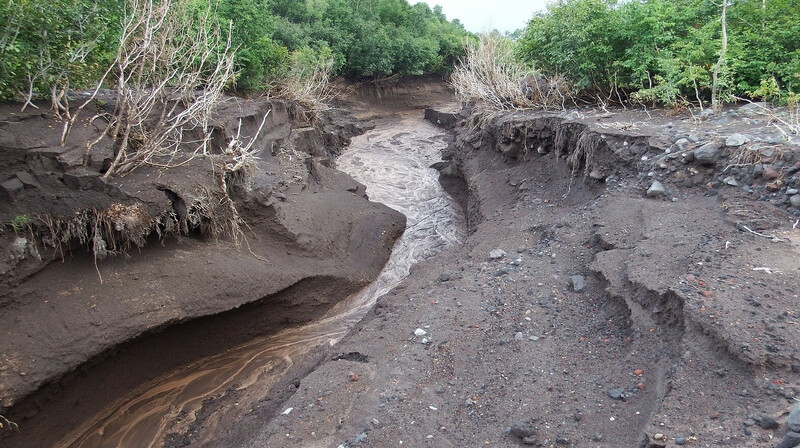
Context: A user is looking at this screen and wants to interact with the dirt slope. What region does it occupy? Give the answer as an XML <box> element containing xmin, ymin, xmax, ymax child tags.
<box><xmin>0</xmin><ymin>97</ymin><xmax>405</xmax><ymax>448</ymax></box>
<box><xmin>243</xmin><ymin>103</ymin><xmax>800</xmax><ymax>448</ymax></box>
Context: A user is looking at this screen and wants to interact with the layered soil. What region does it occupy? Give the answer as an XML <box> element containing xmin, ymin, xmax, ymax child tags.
<box><xmin>3</xmin><ymin>80</ymin><xmax>800</xmax><ymax>448</ymax></box>
<box><xmin>239</xmin><ymin>102</ymin><xmax>800</xmax><ymax>447</ymax></box>
<box><xmin>0</xmin><ymin>96</ymin><xmax>405</xmax><ymax>447</ymax></box>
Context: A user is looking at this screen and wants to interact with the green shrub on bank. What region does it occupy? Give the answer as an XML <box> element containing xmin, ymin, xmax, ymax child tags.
<box><xmin>516</xmin><ymin>0</ymin><xmax>800</xmax><ymax>106</ymax></box>
<box><xmin>0</xmin><ymin>0</ymin><xmax>471</xmax><ymax>101</ymax></box>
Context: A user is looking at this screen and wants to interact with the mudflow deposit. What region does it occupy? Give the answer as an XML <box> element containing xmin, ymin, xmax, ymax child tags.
<box><xmin>2</xmin><ymin>79</ymin><xmax>800</xmax><ymax>448</ymax></box>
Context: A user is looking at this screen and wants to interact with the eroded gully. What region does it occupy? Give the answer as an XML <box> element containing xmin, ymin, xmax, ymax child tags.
<box><xmin>55</xmin><ymin>112</ymin><xmax>466</xmax><ymax>448</ymax></box>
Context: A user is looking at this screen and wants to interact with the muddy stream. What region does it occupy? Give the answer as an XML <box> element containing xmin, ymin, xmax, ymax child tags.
<box><xmin>54</xmin><ymin>113</ymin><xmax>466</xmax><ymax>448</ymax></box>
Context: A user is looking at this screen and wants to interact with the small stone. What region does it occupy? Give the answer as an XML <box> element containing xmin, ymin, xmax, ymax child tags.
<box><xmin>414</xmin><ymin>328</ymin><xmax>427</xmax><ymax>336</ymax></box>
<box><xmin>758</xmin><ymin>415</ymin><xmax>779</xmax><ymax>430</ymax></box>
<box><xmin>726</xmin><ymin>133</ymin><xmax>751</xmax><ymax>147</ymax></box>
<box><xmin>647</xmin><ymin>181</ymin><xmax>666</xmax><ymax>197</ymax></box>
<box><xmin>555</xmin><ymin>437</ymin><xmax>570</xmax><ymax>445</ymax></box>
<box><xmin>568</xmin><ymin>275</ymin><xmax>586</xmax><ymax>293</ymax></box>
<box><xmin>510</xmin><ymin>424</ymin><xmax>536</xmax><ymax>439</ymax></box>
<box><xmin>788</xmin><ymin>188</ymin><xmax>799</xmax><ymax>195</ymax></box>
<box><xmin>766</xmin><ymin>181</ymin><xmax>783</xmax><ymax>191</ymax></box>
<box><xmin>674</xmin><ymin>138</ymin><xmax>691</xmax><ymax>151</ymax></box>
<box><xmin>489</xmin><ymin>249</ymin><xmax>506</xmax><ymax>260</ymax></box>
<box><xmin>517</xmin><ymin>245</ymin><xmax>527</xmax><ymax>253</ymax></box>
<box><xmin>515</xmin><ymin>332</ymin><xmax>524</xmax><ymax>341</ymax></box>
<box><xmin>608</xmin><ymin>388</ymin><xmax>625</xmax><ymax>400</ymax></box>
<box><xmin>14</xmin><ymin>171</ymin><xmax>40</xmax><ymax>189</ymax></box>
<box><xmin>763</xmin><ymin>166</ymin><xmax>780</xmax><ymax>180</ymax></box>
<box><xmin>675</xmin><ymin>437</ymin><xmax>687</xmax><ymax>445</ymax></box>
<box><xmin>723</xmin><ymin>176</ymin><xmax>739</xmax><ymax>187</ymax></box>
<box><xmin>349</xmin><ymin>372</ymin><xmax>359</xmax><ymax>382</ymax></box>
<box><xmin>589</xmin><ymin>169</ymin><xmax>606</xmax><ymax>180</ymax></box>
<box><xmin>438</xmin><ymin>273</ymin><xmax>451</xmax><ymax>282</ymax></box>
<box><xmin>694</xmin><ymin>142</ymin><xmax>722</xmax><ymax>165</ymax></box>
<box><xmin>653</xmin><ymin>433</ymin><xmax>666</xmax><ymax>441</ymax></box>
<box><xmin>790</xmin><ymin>195</ymin><xmax>800</xmax><ymax>209</ymax></box>
<box><xmin>788</xmin><ymin>402</ymin><xmax>800</xmax><ymax>432</ymax></box>
<box><xmin>1</xmin><ymin>177</ymin><xmax>24</xmax><ymax>200</ymax></box>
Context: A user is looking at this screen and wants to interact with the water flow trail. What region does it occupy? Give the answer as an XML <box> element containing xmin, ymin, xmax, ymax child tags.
<box><xmin>58</xmin><ymin>112</ymin><xmax>465</xmax><ymax>448</ymax></box>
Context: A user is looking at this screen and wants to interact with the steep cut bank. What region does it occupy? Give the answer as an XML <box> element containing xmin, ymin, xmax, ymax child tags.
<box><xmin>251</xmin><ymin>104</ymin><xmax>800</xmax><ymax>448</ymax></box>
<box><xmin>0</xmin><ymin>96</ymin><xmax>405</xmax><ymax>447</ymax></box>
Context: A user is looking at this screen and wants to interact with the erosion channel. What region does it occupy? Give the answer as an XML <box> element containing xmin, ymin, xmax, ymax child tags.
<box><xmin>3</xmin><ymin>110</ymin><xmax>465</xmax><ymax>447</ymax></box>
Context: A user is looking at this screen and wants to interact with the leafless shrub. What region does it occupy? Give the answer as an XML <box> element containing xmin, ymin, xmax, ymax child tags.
<box><xmin>64</xmin><ymin>0</ymin><xmax>236</xmax><ymax>178</ymax></box>
<box><xmin>733</xmin><ymin>95</ymin><xmax>800</xmax><ymax>139</ymax></box>
<box><xmin>451</xmin><ymin>33</ymin><xmax>567</xmax><ymax>113</ymax></box>
<box><xmin>279</xmin><ymin>50</ymin><xmax>335</xmax><ymax>124</ymax></box>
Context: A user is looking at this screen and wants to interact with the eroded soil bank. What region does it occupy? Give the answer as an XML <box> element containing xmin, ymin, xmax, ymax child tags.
<box><xmin>0</xmin><ymin>93</ymin><xmax>406</xmax><ymax>447</ymax></box>
<box><xmin>246</xmin><ymin>103</ymin><xmax>800</xmax><ymax>448</ymax></box>
<box><xmin>3</xmin><ymin>79</ymin><xmax>800</xmax><ymax>448</ymax></box>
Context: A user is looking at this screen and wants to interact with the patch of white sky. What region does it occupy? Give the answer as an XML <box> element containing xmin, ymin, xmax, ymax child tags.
<box><xmin>413</xmin><ymin>0</ymin><xmax>551</xmax><ymax>34</ymax></box>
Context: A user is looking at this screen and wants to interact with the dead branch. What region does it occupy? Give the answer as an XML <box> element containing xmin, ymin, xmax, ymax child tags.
<box><xmin>64</xmin><ymin>0</ymin><xmax>236</xmax><ymax>178</ymax></box>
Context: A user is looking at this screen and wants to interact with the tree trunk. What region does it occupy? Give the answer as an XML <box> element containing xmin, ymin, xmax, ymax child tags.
<box><xmin>711</xmin><ymin>1</ymin><xmax>728</xmax><ymax>112</ymax></box>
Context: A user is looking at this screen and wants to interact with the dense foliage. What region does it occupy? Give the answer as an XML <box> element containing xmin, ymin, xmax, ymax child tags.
<box><xmin>517</xmin><ymin>0</ymin><xmax>800</xmax><ymax>106</ymax></box>
<box><xmin>0</xmin><ymin>0</ymin><xmax>121</xmax><ymax>102</ymax></box>
<box><xmin>0</xmin><ymin>0</ymin><xmax>471</xmax><ymax>101</ymax></box>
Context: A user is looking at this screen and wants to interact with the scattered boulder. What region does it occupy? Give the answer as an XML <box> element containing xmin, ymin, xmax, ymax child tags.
<box><xmin>725</xmin><ymin>133</ymin><xmax>750</xmax><ymax>147</ymax></box>
<box><xmin>568</xmin><ymin>275</ymin><xmax>586</xmax><ymax>293</ymax></box>
<box><xmin>757</xmin><ymin>415</ymin><xmax>780</xmax><ymax>430</ymax></box>
<box><xmin>647</xmin><ymin>181</ymin><xmax>666</xmax><ymax>198</ymax></box>
<box><xmin>776</xmin><ymin>431</ymin><xmax>800</xmax><ymax>448</ymax></box>
<box><xmin>1</xmin><ymin>177</ymin><xmax>24</xmax><ymax>201</ymax></box>
<box><xmin>674</xmin><ymin>138</ymin><xmax>691</xmax><ymax>151</ymax></box>
<box><xmin>788</xmin><ymin>402</ymin><xmax>800</xmax><ymax>432</ymax></box>
<box><xmin>763</xmin><ymin>166</ymin><xmax>780</xmax><ymax>180</ymax></box>
<box><xmin>723</xmin><ymin>176</ymin><xmax>739</xmax><ymax>187</ymax></box>
<box><xmin>489</xmin><ymin>249</ymin><xmax>507</xmax><ymax>260</ymax></box>
<box><xmin>607</xmin><ymin>388</ymin><xmax>625</xmax><ymax>400</ymax></box>
<box><xmin>693</xmin><ymin>142</ymin><xmax>722</xmax><ymax>165</ymax></box>
<box><xmin>510</xmin><ymin>423</ymin><xmax>537</xmax><ymax>446</ymax></box>
<box><xmin>14</xmin><ymin>171</ymin><xmax>40</xmax><ymax>189</ymax></box>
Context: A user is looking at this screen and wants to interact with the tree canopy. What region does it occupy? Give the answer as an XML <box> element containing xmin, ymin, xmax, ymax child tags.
<box><xmin>516</xmin><ymin>0</ymin><xmax>800</xmax><ymax>106</ymax></box>
<box><xmin>0</xmin><ymin>0</ymin><xmax>472</xmax><ymax>101</ymax></box>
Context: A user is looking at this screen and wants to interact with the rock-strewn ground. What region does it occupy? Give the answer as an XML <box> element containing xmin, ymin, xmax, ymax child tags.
<box><xmin>240</xmin><ymin>101</ymin><xmax>800</xmax><ymax>448</ymax></box>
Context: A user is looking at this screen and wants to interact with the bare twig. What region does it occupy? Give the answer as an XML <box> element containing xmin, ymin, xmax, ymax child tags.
<box><xmin>739</xmin><ymin>224</ymin><xmax>784</xmax><ymax>242</ymax></box>
<box><xmin>0</xmin><ymin>414</ymin><xmax>19</xmax><ymax>432</ymax></box>
<box><xmin>64</xmin><ymin>0</ymin><xmax>236</xmax><ymax>178</ymax></box>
